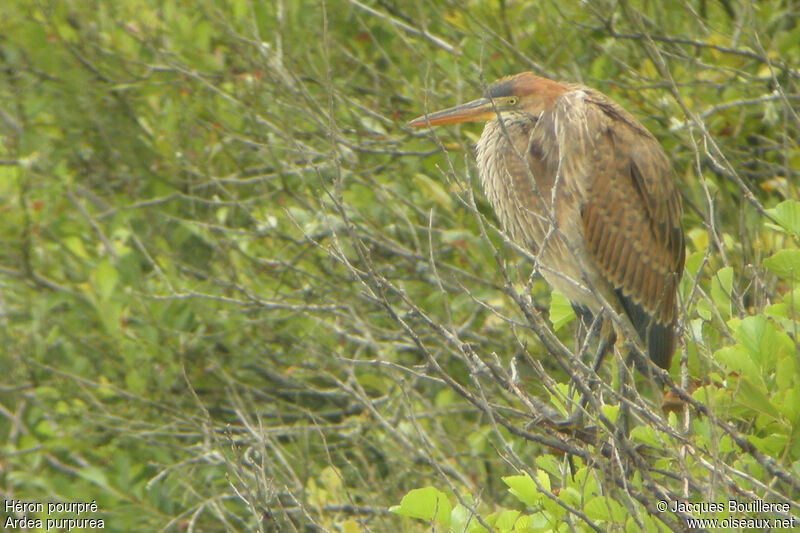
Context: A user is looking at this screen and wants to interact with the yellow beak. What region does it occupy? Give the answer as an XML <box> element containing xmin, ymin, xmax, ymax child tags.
<box><xmin>408</xmin><ymin>97</ymin><xmax>495</xmax><ymax>128</ymax></box>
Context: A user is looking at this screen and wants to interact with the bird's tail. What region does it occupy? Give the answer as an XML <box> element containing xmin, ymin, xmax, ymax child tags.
<box><xmin>616</xmin><ymin>289</ymin><xmax>676</xmax><ymax>374</ymax></box>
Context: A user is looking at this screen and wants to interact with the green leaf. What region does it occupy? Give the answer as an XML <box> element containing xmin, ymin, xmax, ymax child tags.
<box><xmin>78</xmin><ymin>467</ymin><xmax>111</xmax><ymax>492</ymax></box>
<box><xmin>413</xmin><ymin>173</ymin><xmax>453</xmax><ymax>213</ymax></box>
<box><xmin>601</xmin><ymin>404</ymin><xmax>619</xmax><ymax>424</ymax></box>
<box><xmin>503</xmin><ymin>473</ymin><xmax>544</xmax><ymax>506</ymax></box>
<box><xmin>714</xmin><ymin>345</ymin><xmax>759</xmax><ymax>378</ymax></box>
<box><xmin>124</xmin><ymin>369</ymin><xmax>147</xmax><ymax>395</ymax></box>
<box><xmin>684</xmin><ymin>249</ymin><xmax>706</xmax><ymax>278</ymax></box>
<box><xmin>763</xmin><ymin>249</ymin><xmax>800</xmax><ymax>280</ymax></box>
<box><xmin>549</xmin><ymin>290</ymin><xmax>575</xmax><ymax>331</ymax></box>
<box><xmin>63</xmin><ymin>235</ymin><xmax>90</xmax><ymax>259</ymax></box>
<box><xmin>569</xmin><ymin>467</ymin><xmax>599</xmax><ymax>499</ymax></box>
<box><xmin>534</xmin><ymin>455</ymin><xmax>561</xmax><ymax>479</ymax></box>
<box><xmin>630</xmin><ymin>425</ymin><xmax>662</xmax><ymax>448</ymax></box>
<box><xmin>732</xmin><ymin>315</ymin><xmax>793</xmax><ymax>370</ymax></box>
<box><xmin>390</xmin><ymin>487</ymin><xmax>451</xmax><ymax>525</ymax></box>
<box><xmin>695</xmin><ymin>298</ymin><xmax>713</xmax><ymax>321</ymax></box>
<box><xmin>524</xmin><ymin>510</ymin><xmax>555</xmax><ymax>531</ymax></box>
<box><xmin>319</xmin><ymin>466</ymin><xmax>342</xmax><ymax>492</ymax></box>
<box><xmin>558</xmin><ymin>487</ymin><xmax>582</xmax><ymax>509</ymax></box>
<box><xmin>766</xmin><ymin>200</ymin><xmax>800</xmax><ymax>238</ymax></box>
<box><xmin>748</xmin><ymin>433</ymin><xmax>788</xmax><ymax>456</ymax></box>
<box><xmin>96</xmin><ymin>300</ymin><xmax>122</xmax><ymax>338</ymax></box>
<box><xmin>710</xmin><ymin>266</ymin><xmax>733</xmax><ymax>319</ymax></box>
<box><xmin>775</xmin><ymin>353</ymin><xmax>798</xmax><ymax>392</ymax></box>
<box><xmin>549</xmin><ymin>382</ymin><xmax>578</xmax><ymax>418</ymax></box>
<box><xmin>736</xmin><ymin>377</ymin><xmax>780</xmax><ymax>421</ymax></box>
<box><xmin>467</xmin><ymin>426</ymin><xmax>491</xmax><ymax>455</ymax></box>
<box><xmin>450</xmin><ymin>504</ymin><xmax>486</xmax><ymax>533</ymax></box>
<box><xmin>584</xmin><ymin>496</ymin><xmax>624</xmax><ymax>522</ymax></box>
<box><xmin>94</xmin><ymin>258</ymin><xmax>119</xmax><ymax>302</ymax></box>
<box><xmin>494</xmin><ymin>510</ymin><xmax>521</xmax><ymax>530</ymax></box>
<box><xmin>776</xmin><ymin>384</ymin><xmax>800</xmax><ymax>425</ymax></box>
<box><xmin>784</xmin><ymin>288</ymin><xmax>800</xmax><ymax>312</ymax></box>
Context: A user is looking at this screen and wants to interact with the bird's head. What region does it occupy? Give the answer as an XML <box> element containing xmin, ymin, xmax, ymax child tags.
<box><xmin>408</xmin><ymin>72</ymin><xmax>566</xmax><ymax>128</ymax></box>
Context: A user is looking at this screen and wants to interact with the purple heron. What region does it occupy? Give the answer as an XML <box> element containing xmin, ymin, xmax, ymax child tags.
<box><xmin>409</xmin><ymin>72</ymin><xmax>684</xmax><ymax>377</ymax></box>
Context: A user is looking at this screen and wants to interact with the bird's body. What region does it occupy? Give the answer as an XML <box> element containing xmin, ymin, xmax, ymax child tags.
<box><xmin>410</xmin><ymin>72</ymin><xmax>684</xmax><ymax>371</ymax></box>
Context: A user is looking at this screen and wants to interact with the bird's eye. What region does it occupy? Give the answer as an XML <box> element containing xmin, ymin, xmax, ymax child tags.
<box><xmin>506</xmin><ymin>96</ymin><xmax>519</xmax><ymax>106</ymax></box>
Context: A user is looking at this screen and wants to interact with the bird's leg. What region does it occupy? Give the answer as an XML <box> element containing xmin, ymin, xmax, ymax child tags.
<box><xmin>613</xmin><ymin>340</ymin><xmax>644</xmax><ymax>440</ymax></box>
<box><xmin>616</xmin><ymin>352</ymin><xmax>631</xmax><ymax>438</ymax></box>
<box><xmin>554</xmin><ymin>310</ymin><xmax>613</xmax><ymax>429</ymax></box>
<box><xmin>572</xmin><ymin>304</ymin><xmax>594</xmax><ymax>346</ymax></box>
<box><xmin>589</xmin><ymin>322</ymin><xmax>615</xmax><ymax>373</ymax></box>
<box><xmin>571</xmin><ymin>305</ymin><xmax>606</xmax><ymax>386</ymax></box>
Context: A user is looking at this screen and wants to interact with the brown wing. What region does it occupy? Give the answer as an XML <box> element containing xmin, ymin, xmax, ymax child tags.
<box><xmin>580</xmin><ymin>96</ymin><xmax>684</xmax><ymax>368</ymax></box>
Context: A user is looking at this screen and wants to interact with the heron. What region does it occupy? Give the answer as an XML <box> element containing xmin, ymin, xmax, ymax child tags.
<box><xmin>409</xmin><ymin>72</ymin><xmax>684</xmax><ymax>418</ymax></box>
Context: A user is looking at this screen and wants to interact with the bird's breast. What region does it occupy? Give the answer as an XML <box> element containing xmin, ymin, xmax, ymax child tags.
<box><xmin>476</xmin><ymin>118</ymin><xmax>582</xmax><ymax>243</ymax></box>
<box><xmin>475</xmin><ymin>118</ymin><xmax>599</xmax><ymax>307</ymax></box>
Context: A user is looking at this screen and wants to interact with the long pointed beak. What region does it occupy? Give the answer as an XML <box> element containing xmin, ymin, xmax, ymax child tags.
<box><xmin>408</xmin><ymin>97</ymin><xmax>494</xmax><ymax>128</ymax></box>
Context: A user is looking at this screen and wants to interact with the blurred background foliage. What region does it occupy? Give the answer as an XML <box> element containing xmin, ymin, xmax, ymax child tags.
<box><xmin>0</xmin><ymin>0</ymin><xmax>798</xmax><ymax>531</ymax></box>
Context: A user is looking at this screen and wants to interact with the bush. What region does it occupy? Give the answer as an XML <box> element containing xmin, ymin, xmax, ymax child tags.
<box><xmin>1</xmin><ymin>0</ymin><xmax>797</xmax><ymax>531</ymax></box>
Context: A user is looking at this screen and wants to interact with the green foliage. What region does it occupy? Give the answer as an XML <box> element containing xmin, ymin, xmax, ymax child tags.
<box><xmin>391</xmin><ymin>487</ymin><xmax>452</xmax><ymax>524</ymax></box>
<box><xmin>1</xmin><ymin>0</ymin><xmax>798</xmax><ymax>531</ymax></box>
<box><xmin>548</xmin><ymin>290</ymin><xmax>576</xmax><ymax>332</ymax></box>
